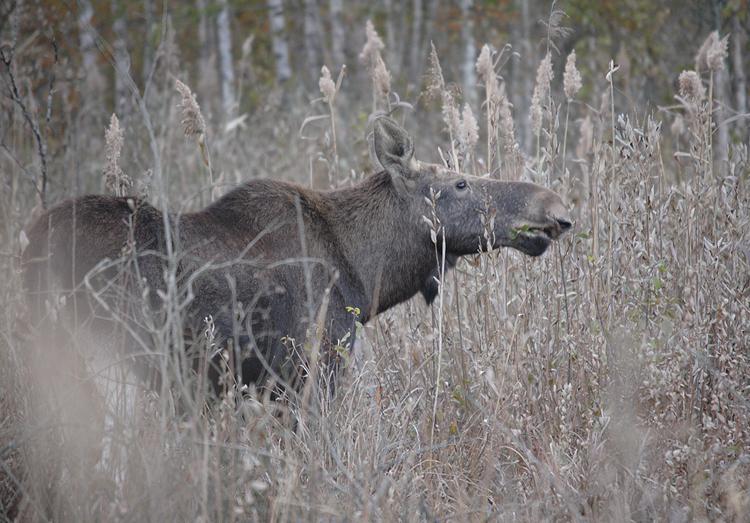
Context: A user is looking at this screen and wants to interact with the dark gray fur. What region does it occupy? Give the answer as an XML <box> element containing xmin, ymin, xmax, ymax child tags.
<box><xmin>22</xmin><ymin>117</ymin><xmax>571</xmax><ymax>396</ymax></box>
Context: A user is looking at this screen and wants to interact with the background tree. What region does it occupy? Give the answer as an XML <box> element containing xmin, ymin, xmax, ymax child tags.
<box><xmin>217</xmin><ymin>0</ymin><xmax>236</xmax><ymax>117</ymax></box>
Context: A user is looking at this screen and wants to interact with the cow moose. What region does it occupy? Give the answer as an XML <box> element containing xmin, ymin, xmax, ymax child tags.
<box><xmin>22</xmin><ymin>116</ymin><xmax>571</xmax><ymax>398</ymax></box>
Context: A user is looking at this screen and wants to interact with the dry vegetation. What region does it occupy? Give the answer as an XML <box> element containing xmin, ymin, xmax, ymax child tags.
<box><xmin>1</xmin><ymin>7</ymin><xmax>749</xmax><ymax>522</ymax></box>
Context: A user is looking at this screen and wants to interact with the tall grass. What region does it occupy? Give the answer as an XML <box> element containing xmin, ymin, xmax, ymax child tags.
<box><xmin>1</xmin><ymin>18</ymin><xmax>748</xmax><ymax>522</ymax></box>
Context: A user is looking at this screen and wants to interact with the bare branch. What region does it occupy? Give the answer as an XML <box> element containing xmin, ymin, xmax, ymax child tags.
<box><xmin>1</xmin><ymin>45</ymin><xmax>48</xmax><ymax>208</ymax></box>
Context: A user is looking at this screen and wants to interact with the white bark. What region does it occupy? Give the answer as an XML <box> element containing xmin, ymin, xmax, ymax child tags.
<box><xmin>111</xmin><ymin>0</ymin><xmax>130</xmax><ymax>115</ymax></box>
<box><xmin>460</xmin><ymin>0</ymin><xmax>476</xmax><ymax>107</ymax></box>
<box><xmin>78</xmin><ymin>0</ymin><xmax>97</xmax><ymax>71</ymax></box>
<box><xmin>196</xmin><ymin>0</ymin><xmax>206</xmax><ymax>48</ymax></box>
<box><xmin>520</xmin><ymin>0</ymin><xmax>532</xmax><ymax>150</ymax></box>
<box><xmin>197</xmin><ymin>0</ymin><xmax>209</xmax><ymax>67</ymax></box>
<box><xmin>732</xmin><ymin>16</ymin><xmax>747</xmax><ymax>141</ymax></box>
<box><xmin>329</xmin><ymin>0</ymin><xmax>345</xmax><ymax>67</ymax></box>
<box><xmin>409</xmin><ymin>0</ymin><xmax>423</xmax><ymax>78</ymax></box>
<box><xmin>509</xmin><ymin>6</ymin><xmax>521</xmax><ymax>139</ymax></box>
<box><xmin>195</xmin><ymin>0</ymin><xmax>218</xmax><ymax>110</ymax></box>
<box><xmin>303</xmin><ymin>0</ymin><xmax>324</xmax><ymax>85</ymax></box>
<box><xmin>384</xmin><ymin>0</ymin><xmax>397</xmax><ymax>72</ymax></box>
<box><xmin>142</xmin><ymin>0</ymin><xmax>154</xmax><ymax>82</ymax></box>
<box><xmin>216</xmin><ymin>0</ymin><xmax>236</xmax><ymax>117</ymax></box>
<box><xmin>715</xmin><ymin>68</ymin><xmax>729</xmax><ymax>167</ymax></box>
<box><xmin>423</xmin><ymin>0</ymin><xmax>438</xmax><ymax>64</ymax></box>
<box><xmin>267</xmin><ymin>0</ymin><xmax>292</xmax><ymax>83</ymax></box>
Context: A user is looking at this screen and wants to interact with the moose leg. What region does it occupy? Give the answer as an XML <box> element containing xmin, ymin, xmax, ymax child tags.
<box><xmin>202</xmin><ymin>312</ymin><xmax>286</xmax><ymax>398</ymax></box>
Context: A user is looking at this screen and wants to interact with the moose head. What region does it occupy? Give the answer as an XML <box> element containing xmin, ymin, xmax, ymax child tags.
<box><xmin>369</xmin><ymin>116</ymin><xmax>571</xmax><ymax>260</ymax></box>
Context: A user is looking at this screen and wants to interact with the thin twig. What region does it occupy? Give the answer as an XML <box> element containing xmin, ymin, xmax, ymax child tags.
<box><xmin>1</xmin><ymin>46</ymin><xmax>49</xmax><ymax>207</ymax></box>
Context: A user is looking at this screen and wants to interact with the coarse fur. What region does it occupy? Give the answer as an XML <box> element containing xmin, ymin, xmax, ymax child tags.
<box><xmin>22</xmin><ymin>117</ymin><xmax>571</xmax><ymax>396</ymax></box>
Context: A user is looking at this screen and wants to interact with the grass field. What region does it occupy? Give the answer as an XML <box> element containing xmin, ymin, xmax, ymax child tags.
<box><xmin>1</xmin><ymin>14</ymin><xmax>749</xmax><ymax>522</ymax></box>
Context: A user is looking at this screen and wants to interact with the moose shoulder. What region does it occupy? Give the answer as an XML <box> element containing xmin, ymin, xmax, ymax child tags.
<box><xmin>22</xmin><ymin>116</ymin><xmax>571</xmax><ymax>395</ymax></box>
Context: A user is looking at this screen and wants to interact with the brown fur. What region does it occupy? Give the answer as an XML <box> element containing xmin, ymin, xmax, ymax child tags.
<box><xmin>22</xmin><ymin>117</ymin><xmax>571</xmax><ymax>395</ymax></box>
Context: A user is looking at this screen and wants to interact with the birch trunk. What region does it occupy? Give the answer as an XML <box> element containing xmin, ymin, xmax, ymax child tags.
<box><xmin>195</xmin><ymin>0</ymin><xmax>217</xmax><ymax>111</ymax></box>
<box><xmin>384</xmin><ymin>0</ymin><xmax>398</xmax><ymax>73</ymax></box>
<box><xmin>142</xmin><ymin>0</ymin><xmax>154</xmax><ymax>83</ymax></box>
<box><xmin>303</xmin><ymin>0</ymin><xmax>324</xmax><ymax>87</ymax></box>
<box><xmin>519</xmin><ymin>0</ymin><xmax>533</xmax><ymax>151</ymax></box>
<box><xmin>111</xmin><ymin>0</ymin><xmax>130</xmax><ymax>115</ymax></box>
<box><xmin>409</xmin><ymin>0</ymin><xmax>423</xmax><ymax>79</ymax></box>
<box><xmin>329</xmin><ymin>0</ymin><xmax>345</xmax><ymax>67</ymax></box>
<box><xmin>197</xmin><ymin>0</ymin><xmax>209</xmax><ymax>79</ymax></box>
<box><xmin>78</xmin><ymin>0</ymin><xmax>97</xmax><ymax>71</ymax></box>
<box><xmin>509</xmin><ymin>5</ymin><xmax>521</xmax><ymax>145</ymax></box>
<box><xmin>267</xmin><ymin>0</ymin><xmax>292</xmax><ymax>83</ymax></box>
<box><xmin>715</xmin><ymin>68</ymin><xmax>729</xmax><ymax>168</ymax></box>
<box><xmin>421</xmin><ymin>0</ymin><xmax>438</xmax><ymax>78</ymax></box>
<box><xmin>732</xmin><ymin>16</ymin><xmax>747</xmax><ymax>142</ymax></box>
<box><xmin>217</xmin><ymin>0</ymin><xmax>236</xmax><ymax>117</ymax></box>
<box><xmin>460</xmin><ymin>0</ymin><xmax>476</xmax><ymax>107</ymax></box>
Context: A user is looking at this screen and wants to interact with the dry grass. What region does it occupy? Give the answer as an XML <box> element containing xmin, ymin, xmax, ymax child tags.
<box><xmin>1</xmin><ymin>18</ymin><xmax>749</xmax><ymax>523</ymax></box>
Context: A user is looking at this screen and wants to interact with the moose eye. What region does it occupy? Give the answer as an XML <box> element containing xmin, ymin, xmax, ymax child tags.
<box><xmin>455</xmin><ymin>180</ymin><xmax>467</xmax><ymax>190</ymax></box>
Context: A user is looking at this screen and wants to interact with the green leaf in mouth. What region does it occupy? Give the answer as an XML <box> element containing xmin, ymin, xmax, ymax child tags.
<box><xmin>510</xmin><ymin>224</ymin><xmax>533</xmax><ymax>240</ymax></box>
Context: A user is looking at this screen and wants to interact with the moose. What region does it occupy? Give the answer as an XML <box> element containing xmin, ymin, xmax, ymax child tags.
<box><xmin>22</xmin><ymin>116</ymin><xmax>571</xmax><ymax>398</ymax></box>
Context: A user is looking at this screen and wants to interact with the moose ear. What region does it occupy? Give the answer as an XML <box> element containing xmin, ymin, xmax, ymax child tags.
<box><xmin>369</xmin><ymin>116</ymin><xmax>415</xmax><ymax>183</ymax></box>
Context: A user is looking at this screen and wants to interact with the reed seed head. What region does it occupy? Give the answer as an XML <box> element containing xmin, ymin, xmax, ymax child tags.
<box><xmin>678</xmin><ymin>70</ymin><xmax>706</xmax><ymax>104</ymax></box>
<box><xmin>459</xmin><ymin>103</ymin><xmax>479</xmax><ymax>158</ymax></box>
<box><xmin>696</xmin><ymin>31</ymin><xmax>729</xmax><ymax>72</ymax></box>
<box><xmin>530</xmin><ymin>52</ymin><xmax>554</xmax><ymax>136</ymax></box>
<box><xmin>319</xmin><ymin>65</ymin><xmax>336</xmax><ymax>104</ymax></box>
<box><xmin>359</xmin><ymin>21</ymin><xmax>391</xmax><ymax>102</ymax></box>
<box><xmin>563</xmin><ymin>50</ymin><xmax>582</xmax><ymax>101</ymax></box>
<box><xmin>103</xmin><ymin>113</ymin><xmax>132</xmax><ymax>196</ymax></box>
<box><xmin>175</xmin><ymin>78</ymin><xmax>206</xmax><ymax>138</ymax></box>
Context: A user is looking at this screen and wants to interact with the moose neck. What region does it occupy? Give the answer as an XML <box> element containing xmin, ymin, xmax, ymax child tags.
<box><xmin>324</xmin><ymin>172</ymin><xmax>436</xmax><ymax>321</ymax></box>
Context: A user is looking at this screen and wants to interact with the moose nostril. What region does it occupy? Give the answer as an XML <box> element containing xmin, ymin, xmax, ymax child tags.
<box><xmin>556</xmin><ymin>218</ymin><xmax>572</xmax><ymax>231</ymax></box>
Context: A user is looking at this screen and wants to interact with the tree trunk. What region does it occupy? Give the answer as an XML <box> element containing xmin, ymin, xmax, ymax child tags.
<box><xmin>519</xmin><ymin>0</ymin><xmax>533</xmax><ymax>151</ymax></box>
<box><xmin>329</xmin><ymin>0</ymin><xmax>345</xmax><ymax>67</ymax></box>
<box><xmin>111</xmin><ymin>0</ymin><xmax>130</xmax><ymax>115</ymax></box>
<box><xmin>732</xmin><ymin>16</ymin><xmax>747</xmax><ymax>143</ymax></box>
<box><xmin>715</xmin><ymin>68</ymin><xmax>729</xmax><ymax>168</ymax></box>
<box><xmin>195</xmin><ymin>0</ymin><xmax>218</xmax><ymax>113</ymax></box>
<box><xmin>460</xmin><ymin>0</ymin><xmax>476</xmax><ymax>107</ymax></box>
<box><xmin>409</xmin><ymin>0</ymin><xmax>423</xmax><ymax>79</ymax></box>
<box><xmin>267</xmin><ymin>0</ymin><xmax>292</xmax><ymax>83</ymax></box>
<box><xmin>421</xmin><ymin>0</ymin><xmax>438</xmax><ymax>75</ymax></box>
<box><xmin>78</xmin><ymin>0</ymin><xmax>97</xmax><ymax>71</ymax></box>
<box><xmin>383</xmin><ymin>0</ymin><xmax>397</xmax><ymax>73</ymax></box>
<box><xmin>197</xmin><ymin>0</ymin><xmax>207</xmax><ymax>58</ymax></box>
<box><xmin>509</xmin><ymin>3</ymin><xmax>521</xmax><ymax>144</ymax></box>
<box><xmin>303</xmin><ymin>0</ymin><xmax>324</xmax><ymax>87</ymax></box>
<box><xmin>197</xmin><ymin>0</ymin><xmax>209</xmax><ymax>83</ymax></box>
<box><xmin>216</xmin><ymin>0</ymin><xmax>236</xmax><ymax>118</ymax></box>
<box><xmin>142</xmin><ymin>0</ymin><xmax>154</xmax><ymax>84</ymax></box>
